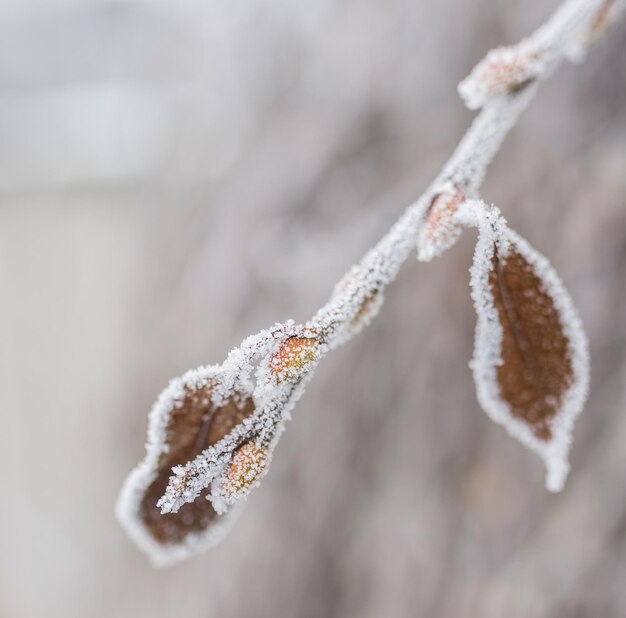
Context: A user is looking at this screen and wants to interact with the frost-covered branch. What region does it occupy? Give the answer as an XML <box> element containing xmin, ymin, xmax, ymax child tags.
<box><xmin>117</xmin><ymin>0</ymin><xmax>622</xmax><ymax>566</ymax></box>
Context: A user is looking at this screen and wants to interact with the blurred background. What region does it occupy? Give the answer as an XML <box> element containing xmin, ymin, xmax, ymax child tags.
<box><xmin>1</xmin><ymin>0</ymin><xmax>626</xmax><ymax>616</ymax></box>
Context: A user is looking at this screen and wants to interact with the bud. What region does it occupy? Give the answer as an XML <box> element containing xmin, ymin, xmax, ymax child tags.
<box><xmin>350</xmin><ymin>291</ymin><xmax>381</xmax><ymax>328</ymax></box>
<box><xmin>464</xmin><ymin>201</ymin><xmax>589</xmax><ymax>493</ymax></box>
<box><xmin>221</xmin><ymin>442</ymin><xmax>269</xmax><ymax>498</ymax></box>
<box><xmin>566</xmin><ymin>0</ymin><xmax>621</xmax><ymax>61</ymax></box>
<box><xmin>458</xmin><ymin>46</ymin><xmax>538</xmax><ymax>110</ymax></box>
<box><xmin>332</xmin><ymin>271</ymin><xmax>383</xmax><ymax>335</ymax></box>
<box><xmin>417</xmin><ymin>187</ymin><xmax>466</xmax><ymax>261</ymax></box>
<box><xmin>586</xmin><ymin>0</ymin><xmax>618</xmax><ymax>43</ymax></box>
<box><xmin>269</xmin><ymin>335</ymin><xmax>319</xmax><ymax>383</ymax></box>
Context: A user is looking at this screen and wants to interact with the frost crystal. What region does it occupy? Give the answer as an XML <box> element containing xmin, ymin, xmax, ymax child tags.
<box><xmin>456</xmin><ymin>201</ymin><xmax>589</xmax><ymax>492</ymax></box>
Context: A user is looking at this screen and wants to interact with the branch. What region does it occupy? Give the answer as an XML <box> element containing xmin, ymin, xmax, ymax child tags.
<box><xmin>116</xmin><ymin>0</ymin><xmax>623</xmax><ymax>565</ymax></box>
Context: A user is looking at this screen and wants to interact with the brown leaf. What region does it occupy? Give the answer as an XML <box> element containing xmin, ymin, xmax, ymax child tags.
<box><xmin>465</xmin><ymin>203</ymin><xmax>589</xmax><ymax>491</ymax></box>
<box><xmin>139</xmin><ymin>387</ymin><xmax>254</xmax><ymax>545</ymax></box>
<box><xmin>489</xmin><ymin>250</ymin><xmax>571</xmax><ymax>441</ymax></box>
<box><xmin>458</xmin><ymin>46</ymin><xmax>539</xmax><ymax>110</ymax></box>
<box><xmin>116</xmin><ymin>365</ymin><xmax>256</xmax><ymax>565</ymax></box>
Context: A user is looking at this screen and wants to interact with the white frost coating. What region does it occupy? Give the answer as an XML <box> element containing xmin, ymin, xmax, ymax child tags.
<box><xmin>328</xmin><ymin>266</ymin><xmax>386</xmax><ymax>345</ymax></box>
<box><xmin>115</xmin><ymin>364</ymin><xmax>241</xmax><ymax>566</ymax></box>
<box><xmin>456</xmin><ymin>201</ymin><xmax>589</xmax><ymax>492</ymax></box>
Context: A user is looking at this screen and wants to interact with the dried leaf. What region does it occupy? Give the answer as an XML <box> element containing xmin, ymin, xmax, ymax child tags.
<box><xmin>461</xmin><ymin>202</ymin><xmax>589</xmax><ymax>491</ymax></box>
<box><xmin>116</xmin><ymin>366</ymin><xmax>255</xmax><ymax>566</ymax></box>
<box><xmin>489</xmin><ymin>251</ymin><xmax>570</xmax><ymax>441</ymax></box>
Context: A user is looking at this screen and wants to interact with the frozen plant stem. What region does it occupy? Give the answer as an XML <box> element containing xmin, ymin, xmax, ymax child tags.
<box><xmin>117</xmin><ymin>0</ymin><xmax>622</xmax><ymax>566</ymax></box>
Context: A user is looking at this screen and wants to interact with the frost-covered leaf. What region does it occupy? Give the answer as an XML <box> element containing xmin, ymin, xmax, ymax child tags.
<box><xmin>417</xmin><ymin>184</ymin><xmax>466</xmax><ymax>261</ymax></box>
<box><xmin>458</xmin><ymin>46</ymin><xmax>541</xmax><ymax>110</ymax></box>
<box><xmin>457</xmin><ymin>201</ymin><xmax>589</xmax><ymax>491</ymax></box>
<box><xmin>115</xmin><ymin>365</ymin><xmax>256</xmax><ymax>566</ymax></box>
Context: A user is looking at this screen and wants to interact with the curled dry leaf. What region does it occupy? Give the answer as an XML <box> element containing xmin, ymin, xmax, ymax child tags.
<box><xmin>417</xmin><ymin>185</ymin><xmax>466</xmax><ymax>261</ymax></box>
<box><xmin>458</xmin><ymin>46</ymin><xmax>540</xmax><ymax>110</ymax></box>
<box><xmin>115</xmin><ymin>366</ymin><xmax>255</xmax><ymax>566</ymax></box>
<box><xmin>457</xmin><ymin>201</ymin><xmax>589</xmax><ymax>491</ymax></box>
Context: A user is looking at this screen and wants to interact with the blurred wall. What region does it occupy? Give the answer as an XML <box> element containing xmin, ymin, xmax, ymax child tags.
<box><xmin>1</xmin><ymin>1</ymin><xmax>626</xmax><ymax>617</ymax></box>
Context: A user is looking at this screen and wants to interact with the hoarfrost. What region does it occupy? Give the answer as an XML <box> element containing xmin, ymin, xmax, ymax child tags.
<box><xmin>115</xmin><ymin>364</ymin><xmax>244</xmax><ymax>566</ymax></box>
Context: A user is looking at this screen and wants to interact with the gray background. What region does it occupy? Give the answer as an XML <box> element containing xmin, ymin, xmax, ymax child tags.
<box><xmin>1</xmin><ymin>0</ymin><xmax>626</xmax><ymax>616</ymax></box>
